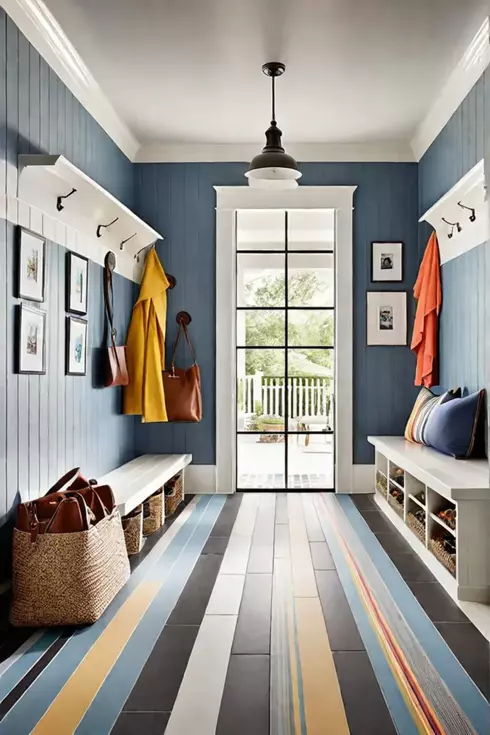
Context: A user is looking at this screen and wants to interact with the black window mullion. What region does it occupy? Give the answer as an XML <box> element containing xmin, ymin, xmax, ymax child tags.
<box><xmin>284</xmin><ymin>210</ymin><xmax>289</xmax><ymax>490</ymax></box>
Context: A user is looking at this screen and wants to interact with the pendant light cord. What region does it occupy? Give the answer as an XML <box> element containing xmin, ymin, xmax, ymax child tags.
<box><xmin>271</xmin><ymin>74</ymin><xmax>276</xmax><ymax>125</ymax></box>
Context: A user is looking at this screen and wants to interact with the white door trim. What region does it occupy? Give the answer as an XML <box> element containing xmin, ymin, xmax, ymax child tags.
<box><xmin>215</xmin><ymin>186</ymin><xmax>357</xmax><ymax>494</ymax></box>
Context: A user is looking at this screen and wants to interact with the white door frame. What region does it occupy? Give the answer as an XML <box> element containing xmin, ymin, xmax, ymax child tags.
<box><xmin>215</xmin><ymin>186</ymin><xmax>357</xmax><ymax>494</ymax></box>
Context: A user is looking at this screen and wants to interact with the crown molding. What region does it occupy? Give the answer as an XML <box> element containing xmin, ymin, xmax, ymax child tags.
<box><xmin>3</xmin><ymin>0</ymin><xmax>139</xmax><ymax>161</ymax></box>
<box><xmin>411</xmin><ymin>17</ymin><xmax>490</xmax><ymax>161</ymax></box>
<box><xmin>134</xmin><ymin>141</ymin><xmax>415</xmax><ymax>163</ymax></box>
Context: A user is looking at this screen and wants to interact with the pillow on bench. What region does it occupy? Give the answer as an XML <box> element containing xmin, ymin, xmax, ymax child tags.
<box><xmin>424</xmin><ymin>389</ymin><xmax>486</xmax><ymax>460</ymax></box>
<box><xmin>405</xmin><ymin>386</ymin><xmax>461</xmax><ymax>445</ymax></box>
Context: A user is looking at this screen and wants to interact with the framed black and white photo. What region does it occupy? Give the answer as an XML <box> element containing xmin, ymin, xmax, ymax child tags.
<box><xmin>371</xmin><ymin>241</ymin><xmax>403</xmax><ymax>282</ymax></box>
<box><xmin>367</xmin><ymin>292</ymin><xmax>406</xmax><ymax>345</ymax></box>
<box><xmin>17</xmin><ymin>303</ymin><xmax>46</xmax><ymax>374</ymax></box>
<box><xmin>66</xmin><ymin>316</ymin><xmax>88</xmax><ymax>375</ymax></box>
<box><xmin>66</xmin><ymin>252</ymin><xmax>89</xmax><ymax>315</ymax></box>
<box><xmin>18</xmin><ymin>227</ymin><xmax>46</xmax><ymax>302</ymax></box>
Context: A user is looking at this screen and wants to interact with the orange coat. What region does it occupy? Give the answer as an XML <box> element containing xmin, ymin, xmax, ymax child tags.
<box><xmin>411</xmin><ymin>232</ymin><xmax>441</xmax><ymax>387</ymax></box>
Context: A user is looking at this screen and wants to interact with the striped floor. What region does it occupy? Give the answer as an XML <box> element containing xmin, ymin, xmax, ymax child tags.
<box><xmin>0</xmin><ymin>492</ymin><xmax>488</xmax><ymax>734</ymax></box>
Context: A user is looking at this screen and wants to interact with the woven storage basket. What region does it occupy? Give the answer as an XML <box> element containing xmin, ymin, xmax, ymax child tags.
<box><xmin>387</xmin><ymin>491</ymin><xmax>404</xmax><ymax>519</ymax></box>
<box><xmin>375</xmin><ymin>472</ymin><xmax>387</xmax><ymax>497</ymax></box>
<box><xmin>430</xmin><ymin>538</ymin><xmax>456</xmax><ymax>577</ymax></box>
<box><xmin>10</xmin><ymin>511</ymin><xmax>130</xmax><ymax>627</ymax></box>
<box><xmin>165</xmin><ymin>473</ymin><xmax>184</xmax><ymax>517</ymax></box>
<box><xmin>122</xmin><ymin>505</ymin><xmax>143</xmax><ymax>556</ymax></box>
<box><xmin>143</xmin><ymin>489</ymin><xmax>164</xmax><ymax>536</ymax></box>
<box><xmin>407</xmin><ymin>512</ymin><xmax>425</xmax><ymax>544</ymax></box>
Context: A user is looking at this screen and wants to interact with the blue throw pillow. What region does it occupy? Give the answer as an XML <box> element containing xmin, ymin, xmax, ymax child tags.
<box><xmin>424</xmin><ymin>390</ymin><xmax>485</xmax><ymax>459</ymax></box>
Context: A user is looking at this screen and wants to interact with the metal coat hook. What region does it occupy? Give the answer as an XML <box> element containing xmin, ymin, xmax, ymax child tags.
<box><xmin>442</xmin><ymin>217</ymin><xmax>462</xmax><ymax>239</ymax></box>
<box><xmin>120</xmin><ymin>232</ymin><xmax>137</xmax><ymax>251</ymax></box>
<box><xmin>457</xmin><ymin>201</ymin><xmax>476</xmax><ymax>222</ymax></box>
<box><xmin>96</xmin><ymin>217</ymin><xmax>119</xmax><ymax>238</ymax></box>
<box><xmin>134</xmin><ymin>243</ymin><xmax>155</xmax><ymax>262</ymax></box>
<box><xmin>56</xmin><ymin>187</ymin><xmax>77</xmax><ymax>212</ymax></box>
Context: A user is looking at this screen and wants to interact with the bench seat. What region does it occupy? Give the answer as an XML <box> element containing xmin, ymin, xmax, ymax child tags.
<box><xmin>100</xmin><ymin>453</ymin><xmax>192</xmax><ymax>517</ymax></box>
<box><xmin>368</xmin><ymin>436</ymin><xmax>489</xmax><ymax>501</ymax></box>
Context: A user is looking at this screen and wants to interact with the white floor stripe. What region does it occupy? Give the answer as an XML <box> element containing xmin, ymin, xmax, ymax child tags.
<box><xmin>219</xmin><ymin>534</ymin><xmax>252</xmax><ymax>575</ymax></box>
<box><xmin>165</xmin><ymin>615</ymin><xmax>238</xmax><ymax>735</ymax></box>
<box><xmin>206</xmin><ymin>574</ymin><xmax>246</xmax><ymax>615</ymax></box>
<box><xmin>165</xmin><ymin>492</ymin><xmax>259</xmax><ymax>734</ymax></box>
<box><xmin>0</xmin><ymin>630</ymin><xmax>47</xmax><ymax>679</ymax></box>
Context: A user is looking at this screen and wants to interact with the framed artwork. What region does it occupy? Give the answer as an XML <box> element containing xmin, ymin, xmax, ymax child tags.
<box><xmin>66</xmin><ymin>316</ymin><xmax>88</xmax><ymax>375</ymax></box>
<box><xmin>371</xmin><ymin>241</ymin><xmax>403</xmax><ymax>282</ymax></box>
<box><xmin>367</xmin><ymin>291</ymin><xmax>407</xmax><ymax>345</ymax></box>
<box><xmin>66</xmin><ymin>252</ymin><xmax>89</xmax><ymax>315</ymax></box>
<box><xmin>18</xmin><ymin>227</ymin><xmax>46</xmax><ymax>302</ymax></box>
<box><xmin>17</xmin><ymin>303</ymin><xmax>46</xmax><ymax>374</ymax></box>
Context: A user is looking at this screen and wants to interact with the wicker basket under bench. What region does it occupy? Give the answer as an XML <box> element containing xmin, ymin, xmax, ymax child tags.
<box><xmin>369</xmin><ymin>436</ymin><xmax>490</xmax><ymax>604</ymax></box>
<box><xmin>100</xmin><ymin>454</ymin><xmax>192</xmax><ymax>556</ymax></box>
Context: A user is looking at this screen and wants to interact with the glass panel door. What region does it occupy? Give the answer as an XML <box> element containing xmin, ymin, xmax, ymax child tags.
<box><xmin>236</xmin><ymin>209</ymin><xmax>335</xmax><ymax>491</ymax></box>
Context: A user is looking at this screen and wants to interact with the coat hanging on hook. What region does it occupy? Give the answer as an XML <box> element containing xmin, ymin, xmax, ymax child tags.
<box><xmin>123</xmin><ymin>248</ymin><xmax>171</xmax><ymax>422</ymax></box>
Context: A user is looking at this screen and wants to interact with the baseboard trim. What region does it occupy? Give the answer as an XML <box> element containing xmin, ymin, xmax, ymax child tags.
<box><xmin>351</xmin><ymin>464</ymin><xmax>375</xmax><ymax>493</ymax></box>
<box><xmin>185</xmin><ymin>465</ymin><xmax>223</xmax><ymax>494</ymax></box>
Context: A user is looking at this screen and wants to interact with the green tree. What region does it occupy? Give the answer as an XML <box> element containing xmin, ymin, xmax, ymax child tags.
<box><xmin>244</xmin><ymin>272</ymin><xmax>333</xmax><ymax>376</ymax></box>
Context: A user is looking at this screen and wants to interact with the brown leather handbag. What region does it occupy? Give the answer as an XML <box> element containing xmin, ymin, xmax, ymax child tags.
<box><xmin>103</xmin><ymin>253</ymin><xmax>129</xmax><ymax>387</ymax></box>
<box><xmin>162</xmin><ymin>322</ymin><xmax>202</xmax><ymax>422</ymax></box>
<box><xmin>15</xmin><ymin>467</ymin><xmax>116</xmax><ymax>540</ymax></box>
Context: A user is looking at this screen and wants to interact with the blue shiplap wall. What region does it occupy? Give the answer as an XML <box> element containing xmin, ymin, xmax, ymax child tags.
<box><xmin>418</xmin><ymin>70</ymin><xmax>490</xmax><ymax>393</ymax></box>
<box><xmin>0</xmin><ymin>10</ymin><xmax>137</xmax><ymax>536</ymax></box>
<box><xmin>134</xmin><ymin>162</ymin><xmax>419</xmax><ymax>465</ymax></box>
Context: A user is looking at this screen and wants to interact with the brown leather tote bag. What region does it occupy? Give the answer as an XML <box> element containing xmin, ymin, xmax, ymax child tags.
<box><xmin>162</xmin><ymin>322</ymin><xmax>202</xmax><ymax>422</ymax></box>
<box><xmin>103</xmin><ymin>253</ymin><xmax>129</xmax><ymax>387</ymax></box>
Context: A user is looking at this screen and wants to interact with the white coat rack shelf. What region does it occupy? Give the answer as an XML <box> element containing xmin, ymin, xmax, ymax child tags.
<box><xmin>17</xmin><ymin>154</ymin><xmax>162</xmax><ymax>260</ymax></box>
<box><xmin>419</xmin><ymin>159</ymin><xmax>488</xmax><ymax>264</ymax></box>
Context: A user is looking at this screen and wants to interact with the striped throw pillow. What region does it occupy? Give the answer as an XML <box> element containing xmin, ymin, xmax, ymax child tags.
<box><xmin>405</xmin><ymin>387</ymin><xmax>461</xmax><ymax>445</ymax></box>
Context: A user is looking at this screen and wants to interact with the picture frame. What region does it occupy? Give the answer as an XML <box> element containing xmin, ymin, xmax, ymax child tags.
<box><xmin>371</xmin><ymin>241</ymin><xmax>403</xmax><ymax>282</ymax></box>
<box><xmin>367</xmin><ymin>291</ymin><xmax>407</xmax><ymax>345</ymax></box>
<box><xmin>66</xmin><ymin>252</ymin><xmax>89</xmax><ymax>315</ymax></box>
<box><xmin>17</xmin><ymin>303</ymin><xmax>47</xmax><ymax>374</ymax></box>
<box><xmin>66</xmin><ymin>316</ymin><xmax>88</xmax><ymax>376</ymax></box>
<box><xmin>17</xmin><ymin>227</ymin><xmax>46</xmax><ymax>302</ymax></box>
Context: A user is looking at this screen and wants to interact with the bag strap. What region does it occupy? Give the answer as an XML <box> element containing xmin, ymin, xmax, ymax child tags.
<box><xmin>45</xmin><ymin>468</ymin><xmax>82</xmax><ymax>496</ymax></box>
<box><xmin>170</xmin><ymin>323</ymin><xmax>197</xmax><ymax>374</ymax></box>
<box><xmin>103</xmin><ymin>257</ymin><xmax>124</xmax><ymax>373</ymax></box>
<box><xmin>44</xmin><ymin>493</ymin><xmax>91</xmax><ymax>534</ymax></box>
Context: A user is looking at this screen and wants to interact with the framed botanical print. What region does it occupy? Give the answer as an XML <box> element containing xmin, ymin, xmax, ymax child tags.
<box><xmin>18</xmin><ymin>227</ymin><xmax>46</xmax><ymax>302</ymax></box>
<box><xmin>371</xmin><ymin>241</ymin><xmax>403</xmax><ymax>282</ymax></box>
<box><xmin>367</xmin><ymin>291</ymin><xmax>407</xmax><ymax>345</ymax></box>
<box><xmin>66</xmin><ymin>316</ymin><xmax>88</xmax><ymax>375</ymax></box>
<box><xmin>66</xmin><ymin>252</ymin><xmax>89</xmax><ymax>315</ymax></box>
<box><xmin>17</xmin><ymin>303</ymin><xmax>46</xmax><ymax>374</ymax></box>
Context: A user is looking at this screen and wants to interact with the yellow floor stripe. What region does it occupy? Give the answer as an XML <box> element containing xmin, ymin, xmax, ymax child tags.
<box><xmin>32</xmin><ymin>582</ymin><xmax>160</xmax><ymax>735</ymax></box>
<box><xmin>287</xmin><ymin>494</ymin><xmax>317</xmax><ymax>597</ymax></box>
<box><xmin>295</xmin><ymin>597</ymin><xmax>350</xmax><ymax>735</ymax></box>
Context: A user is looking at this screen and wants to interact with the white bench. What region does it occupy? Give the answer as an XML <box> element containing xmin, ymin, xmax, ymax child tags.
<box><xmin>368</xmin><ymin>436</ymin><xmax>490</xmax><ymax>603</ymax></box>
<box><xmin>100</xmin><ymin>453</ymin><xmax>192</xmax><ymax>517</ymax></box>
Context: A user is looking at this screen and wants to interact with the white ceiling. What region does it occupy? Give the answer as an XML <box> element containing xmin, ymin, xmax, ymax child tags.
<box><xmin>42</xmin><ymin>0</ymin><xmax>488</xmax><ymax>148</ymax></box>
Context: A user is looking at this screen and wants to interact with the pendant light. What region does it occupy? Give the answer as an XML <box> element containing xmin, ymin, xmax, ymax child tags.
<box><xmin>245</xmin><ymin>62</ymin><xmax>301</xmax><ymax>190</ymax></box>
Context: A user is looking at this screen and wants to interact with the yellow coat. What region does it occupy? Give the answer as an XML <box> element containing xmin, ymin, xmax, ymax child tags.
<box><xmin>123</xmin><ymin>248</ymin><xmax>170</xmax><ymax>422</ymax></box>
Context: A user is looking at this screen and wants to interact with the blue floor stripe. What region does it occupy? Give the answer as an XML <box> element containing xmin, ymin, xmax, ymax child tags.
<box><xmin>317</xmin><ymin>495</ymin><xmax>416</xmax><ymax>735</ymax></box>
<box><xmin>0</xmin><ymin>631</ymin><xmax>61</xmax><ymax>703</ymax></box>
<box><xmin>76</xmin><ymin>494</ymin><xmax>227</xmax><ymax>734</ymax></box>
<box><xmin>0</xmin><ymin>496</ymin><xmax>213</xmax><ymax>735</ymax></box>
<box><xmin>337</xmin><ymin>495</ymin><xmax>490</xmax><ymax>735</ymax></box>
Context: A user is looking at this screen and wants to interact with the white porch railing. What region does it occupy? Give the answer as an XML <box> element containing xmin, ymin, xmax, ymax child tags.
<box><xmin>238</xmin><ymin>373</ymin><xmax>332</xmax><ymax>420</ymax></box>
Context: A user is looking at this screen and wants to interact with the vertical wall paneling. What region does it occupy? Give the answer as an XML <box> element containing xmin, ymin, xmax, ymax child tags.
<box><xmin>0</xmin><ymin>14</ymin><xmax>137</xmax><ymax>539</ymax></box>
<box><xmin>419</xmin><ymin>71</ymin><xmax>489</xmax><ymax>395</ymax></box>
<box><xmin>134</xmin><ymin>162</ymin><xmax>419</xmax><ymax>465</ymax></box>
